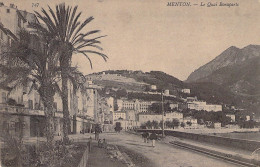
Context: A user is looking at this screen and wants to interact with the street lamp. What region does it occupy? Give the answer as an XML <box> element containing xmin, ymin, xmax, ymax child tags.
<box><xmin>161</xmin><ymin>90</ymin><xmax>165</xmax><ymax>138</ymax></box>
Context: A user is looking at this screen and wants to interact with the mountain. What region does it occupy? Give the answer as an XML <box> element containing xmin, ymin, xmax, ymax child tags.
<box><xmin>186</xmin><ymin>45</ymin><xmax>260</xmax><ymax>95</ymax></box>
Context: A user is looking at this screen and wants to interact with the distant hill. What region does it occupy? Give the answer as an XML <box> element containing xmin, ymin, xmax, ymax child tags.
<box><xmin>185</xmin><ymin>44</ymin><xmax>260</xmax><ymax>114</ymax></box>
<box><xmin>87</xmin><ymin>67</ymin><xmax>259</xmax><ymax>114</ymax></box>
<box><xmin>186</xmin><ymin>45</ymin><xmax>260</xmax><ymax>96</ymax></box>
<box><xmin>87</xmin><ymin>70</ymin><xmax>185</xmax><ymax>93</ymax></box>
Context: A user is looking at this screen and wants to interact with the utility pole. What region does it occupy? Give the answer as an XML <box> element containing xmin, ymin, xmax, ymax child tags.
<box><xmin>161</xmin><ymin>90</ymin><xmax>165</xmax><ymax>137</ymax></box>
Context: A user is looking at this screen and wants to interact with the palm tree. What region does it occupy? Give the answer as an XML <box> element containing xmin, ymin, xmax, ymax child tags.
<box><xmin>0</xmin><ymin>30</ymin><xmax>59</xmax><ymax>145</ymax></box>
<box><xmin>31</xmin><ymin>3</ymin><xmax>107</xmax><ymax>143</ymax></box>
<box><xmin>0</xmin><ymin>30</ymin><xmax>60</xmax><ymax>167</ymax></box>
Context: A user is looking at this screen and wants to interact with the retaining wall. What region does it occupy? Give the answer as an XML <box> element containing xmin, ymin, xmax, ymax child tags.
<box><xmin>137</xmin><ymin>129</ymin><xmax>260</xmax><ymax>152</ymax></box>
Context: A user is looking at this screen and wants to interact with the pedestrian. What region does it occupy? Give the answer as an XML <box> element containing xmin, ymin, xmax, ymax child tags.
<box><xmin>95</xmin><ymin>124</ymin><xmax>102</xmax><ymax>140</ymax></box>
<box><xmin>142</xmin><ymin>132</ymin><xmax>145</xmax><ymax>142</ymax></box>
<box><xmin>149</xmin><ymin>132</ymin><xmax>157</xmax><ymax>147</ymax></box>
<box><xmin>88</xmin><ymin>136</ymin><xmax>92</xmax><ymax>152</ymax></box>
<box><xmin>98</xmin><ymin>139</ymin><xmax>102</xmax><ymax>148</ymax></box>
<box><xmin>144</xmin><ymin>132</ymin><xmax>149</xmax><ymax>143</ymax></box>
<box><xmin>102</xmin><ymin>138</ymin><xmax>107</xmax><ymax>149</ymax></box>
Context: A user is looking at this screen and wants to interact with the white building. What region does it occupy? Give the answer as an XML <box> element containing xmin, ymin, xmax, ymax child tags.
<box><xmin>113</xmin><ymin>111</ymin><xmax>126</xmax><ymax>120</ymax></box>
<box><xmin>187</xmin><ymin>101</ymin><xmax>222</xmax><ymax>112</ymax></box>
<box><xmin>164</xmin><ymin>89</ymin><xmax>170</xmax><ymax>95</ymax></box>
<box><xmin>169</xmin><ymin>103</ymin><xmax>178</xmax><ymax>109</ymax></box>
<box><xmin>226</xmin><ymin>114</ymin><xmax>236</xmax><ymax>122</ymax></box>
<box><xmin>213</xmin><ymin>122</ymin><xmax>222</xmax><ymax>129</ymax></box>
<box><xmin>181</xmin><ymin>89</ymin><xmax>191</xmax><ymax>94</ymax></box>
<box><xmin>150</xmin><ymin>85</ymin><xmax>157</xmax><ymax>90</ymax></box>
<box><xmin>138</xmin><ymin>112</ymin><xmax>183</xmax><ymax>124</ymax></box>
<box><xmin>117</xmin><ymin>99</ymin><xmax>152</xmax><ymax>113</ymax></box>
<box><xmin>183</xmin><ymin>117</ymin><xmax>198</xmax><ymax>124</ymax></box>
<box><xmin>183</xmin><ymin>117</ymin><xmax>198</xmax><ymax>128</ymax></box>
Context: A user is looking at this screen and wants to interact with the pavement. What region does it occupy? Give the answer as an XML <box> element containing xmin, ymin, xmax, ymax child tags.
<box><xmin>1</xmin><ymin>132</ymin><xmax>254</xmax><ymax>167</ymax></box>
<box><xmin>97</xmin><ymin>132</ymin><xmax>239</xmax><ymax>167</ymax></box>
<box><xmin>87</xmin><ymin>142</ymin><xmax>128</xmax><ymax>167</ymax></box>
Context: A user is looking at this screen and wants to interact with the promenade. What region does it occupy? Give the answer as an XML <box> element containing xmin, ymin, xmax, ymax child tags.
<box><xmin>2</xmin><ymin>132</ymin><xmax>255</xmax><ymax>167</ymax></box>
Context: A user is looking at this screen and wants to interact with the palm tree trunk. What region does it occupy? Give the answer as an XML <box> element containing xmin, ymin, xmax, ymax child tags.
<box><xmin>61</xmin><ymin>70</ymin><xmax>70</xmax><ymax>144</ymax></box>
<box><xmin>60</xmin><ymin>50</ymin><xmax>71</xmax><ymax>144</ymax></box>
<box><xmin>40</xmin><ymin>84</ymin><xmax>56</xmax><ymax>166</ymax></box>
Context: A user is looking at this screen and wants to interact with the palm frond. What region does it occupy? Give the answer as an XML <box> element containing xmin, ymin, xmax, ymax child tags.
<box><xmin>71</xmin><ymin>16</ymin><xmax>94</xmax><ymax>42</ymax></box>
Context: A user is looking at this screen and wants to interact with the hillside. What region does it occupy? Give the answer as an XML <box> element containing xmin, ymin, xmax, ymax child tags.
<box><xmin>87</xmin><ymin>70</ymin><xmax>252</xmax><ymax>110</ymax></box>
<box><xmin>185</xmin><ymin>44</ymin><xmax>260</xmax><ymax>114</ymax></box>
<box><xmin>196</xmin><ymin>56</ymin><xmax>260</xmax><ymax>95</ymax></box>
<box><xmin>186</xmin><ymin>45</ymin><xmax>260</xmax><ymax>95</ymax></box>
<box><xmin>87</xmin><ymin>70</ymin><xmax>185</xmax><ymax>93</ymax></box>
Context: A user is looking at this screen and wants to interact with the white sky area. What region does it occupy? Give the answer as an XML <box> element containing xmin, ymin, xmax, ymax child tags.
<box><xmin>2</xmin><ymin>0</ymin><xmax>260</xmax><ymax>80</ymax></box>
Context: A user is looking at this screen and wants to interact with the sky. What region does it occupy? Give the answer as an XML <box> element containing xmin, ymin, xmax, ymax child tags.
<box><xmin>2</xmin><ymin>0</ymin><xmax>260</xmax><ymax>80</ymax></box>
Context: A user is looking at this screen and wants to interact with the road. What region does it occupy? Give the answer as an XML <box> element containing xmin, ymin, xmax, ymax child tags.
<box><xmin>97</xmin><ymin>132</ymin><xmax>238</xmax><ymax>167</ymax></box>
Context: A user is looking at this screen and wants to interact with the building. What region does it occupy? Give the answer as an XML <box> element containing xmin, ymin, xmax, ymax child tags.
<box><xmin>150</xmin><ymin>85</ymin><xmax>157</xmax><ymax>90</ymax></box>
<box><xmin>0</xmin><ymin>3</ymin><xmax>26</xmax><ymax>37</ymax></box>
<box><xmin>112</xmin><ymin>110</ymin><xmax>139</xmax><ymax>130</ymax></box>
<box><xmin>114</xmin><ymin>119</ymin><xmax>140</xmax><ymax>130</ymax></box>
<box><xmin>187</xmin><ymin>101</ymin><xmax>222</xmax><ymax>112</ymax></box>
<box><xmin>169</xmin><ymin>103</ymin><xmax>178</xmax><ymax>109</ymax></box>
<box><xmin>183</xmin><ymin>117</ymin><xmax>198</xmax><ymax>128</ymax></box>
<box><xmin>138</xmin><ymin>112</ymin><xmax>183</xmax><ymax>124</ymax></box>
<box><xmin>186</xmin><ymin>96</ymin><xmax>197</xmax><ymax>102</ymax></box>
<box><xmin>183</xmin><ymin>117</ymin><xmax>198</xmax><ymax>124</ymax></box>
<box><xmin>117</xmin><ymin>99</ymin><xmax>152</xmax><ymax>113</ymax></box>
<box><xmin>0</xmin><ymin>3</ymin><xmax>98</xmax><ymax>137</ymax></box>
<box><xmin>246</xmin><ymin>115</ymin><xmax>251</xmax><ymax>121</ymax></box>
<box><xmin>226</xmin><ymin>114</ymin><xmax>236</xmax><ymax>122</ymax></box>
<box><xmin>164</xmin><ymin>89</ymin><xmax>170</xmax><ymax>95</ymax></box>
<box><xmin>213</xmin><ymin>123</ymin><xmax>222</xmax><ymax>129</ymax></box>
<box><xmin>113</xmin><ymin>111</ymin><xmax>126</xmax><ymax>120</ymax></box>
<box><xmin>181</xmin><ymin>89</ymin><xmax>191</xmax><ymax>94</ymax></box>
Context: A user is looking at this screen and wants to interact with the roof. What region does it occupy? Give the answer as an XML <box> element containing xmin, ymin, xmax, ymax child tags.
<box><xmin>16</xmin><ymin>10</ymin><xmax>27</xmax><ymax>22</ymax></box>
<box><xmin>19</xmin><ymin>10</ymin><xmax>39</xmax><ymax>24</ymax></box>
<box><xmin>0</xmin><ymin>22</ymin><xmax>18</xmax><ymax>40</ymax></box>
<box><xmin>0</xmin><ymin>84</ymin><xmax>12</xmax><ymax>91</ymax></box>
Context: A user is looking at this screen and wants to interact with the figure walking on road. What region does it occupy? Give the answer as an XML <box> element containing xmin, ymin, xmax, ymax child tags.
<box><xmin>149</xmin><ymin>132</ymin><xmax>157</xmax><ymax>147</ymax></box>
<box><xmin>143</xmin><ymin>132</ymin><xmax>149</xmax><ymax>143</ymax></box>
<box><xmin>95</xmin><ymin>124</ymin><xmax>102</xmax><ymax>141</ymax></box>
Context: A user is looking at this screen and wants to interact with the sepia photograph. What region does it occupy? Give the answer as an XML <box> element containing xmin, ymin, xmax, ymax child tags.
<box><xmin>0</xmin><ymin>0</ymin><xmax>259</xmax><ymax>166</ymax></box>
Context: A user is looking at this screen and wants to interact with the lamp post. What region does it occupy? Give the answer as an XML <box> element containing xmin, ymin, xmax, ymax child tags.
<box><xmin>161</xmin><ymin>90</ymin><xmax>165</xmax><ymax>138</ymax></box>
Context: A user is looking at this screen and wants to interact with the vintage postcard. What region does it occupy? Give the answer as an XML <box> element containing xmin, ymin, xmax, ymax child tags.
<box><xmin>0</xmin><ymin>0</ymin><xmax>259</xmax><ymax>166</ymax></box>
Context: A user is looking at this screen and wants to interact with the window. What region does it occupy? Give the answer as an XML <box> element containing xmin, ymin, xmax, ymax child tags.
<box><xmin>18</xmin><ymin>17</ymin><xmax>21</xmax><ymax>28</ymax></box>
<box><xmin>6</xmin><ymin>9</ymin><xmax>10</xmax><ymax>13</ymax></box>
<box><xmin>1</xmin><ymin>92</ymin><xmax>7</xmax><ymax>103</ymax></box>
<box><xmin>28</xmin><ymin>100</ymin><xmax>33</xmax><ymax>109</ymax></box>
<box><xmin>0</xmin><ymin>30</ymin><xmax>3</xmax><ymax>40</ymax></box>
<box><xmin>53</xmin><ymin>102</ymin><xmax>57</xmax><ymax>111</ymax></box>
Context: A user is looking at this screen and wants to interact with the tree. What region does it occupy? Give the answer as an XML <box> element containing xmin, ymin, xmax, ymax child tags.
<box><xmin>0</xmin><ymin>30</ymin><xmax>58</xmax><ymax>145</ymax></box>
<box><xmin>116</xmin><ymin>88</ymin><xmax>127</xmax><ymax>98</ymax></box>
<box><xmin>180</xmin><ymin>122</ymin><xmax>185</xmax><ymax>128</ymax></box>
<box><xmin>32</xmin><ymin>3</ymin><xmax>108</xmax><ymax>143</ymax></box>
<box><xmin>186</xmin><ymin>121</ymin><xmax>192</xmax><ymax>126</ymax></box>
<box><xmin>148</xmin><ymin>102</ymin><xmax>171</xmax><ymax>114</ymax></box>
<box><xmin>151</xmin><ymin>120</ymin><xmax>159</xmax><ymax>129</ymax></box>
<box><xmin>145</xmin><ymin>120</ymin><xmax>152</xmax><ymax>129</ymax></box>
<box><xmin>0</xmin><ymin>30</ymin><xmax>61</xmax><ymax>166</ymax></box>
<box><xmin>165</xmin><ymin>121</ymin><xmax>173</xmax><ymax>129</ymax></box>
<box><xmin>172</xmin><ymin>119</ymin><xmax>180</xmax><ymax>128</ymax></box>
